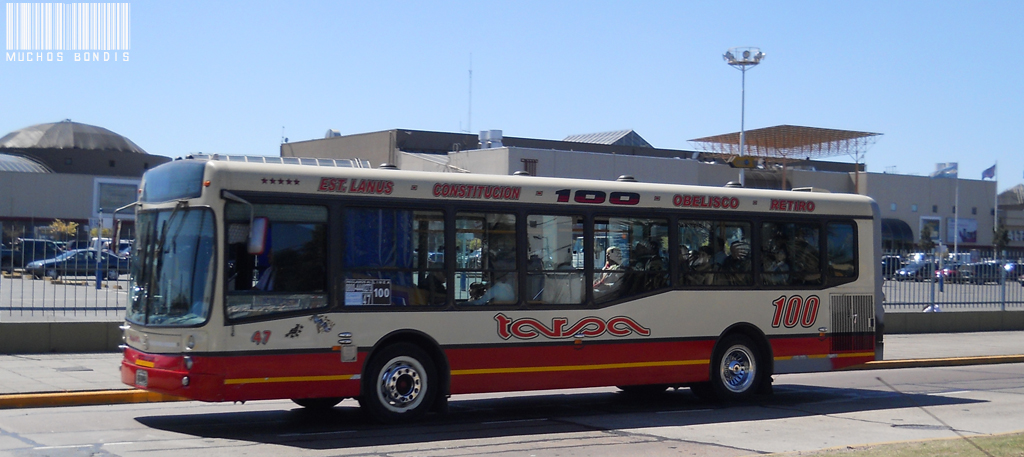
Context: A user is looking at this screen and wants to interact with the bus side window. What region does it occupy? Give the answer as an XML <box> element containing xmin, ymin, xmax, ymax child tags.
<box><xmin>711</xmin><ymin>221</ymin><xmax>752</xmax><ymax>287</ymax></box>
<box><xmin>342</xmin><ymin>208</ymin><xmax>446</xmax><ymax>306</ymax></box>
<box><xmin>456</xmin><ymin>212</ymin><xmax>517</xmax><ymax>306</ymax></box>
<box><xmin>224</xmin><ymin>203</ymin><xmax>329</xmax><ymax>320</ymax></box>
<box><xmin>526</xmin><ymin>214</ymin><xmax>584</xmax><ymax>305</ymax></box>
<box><xmin>827</xmin><ymin>222</ymin><xmax>857</xmax><ymax>282</ymax></box>
<box><xmin>595</xmin><ymin>217</ymin><xmax>669</xmax><ymax>301</ymax></box>
<box><xmin>762</xmin><ymin>221</ymin><xmax>822</xmax><ymax>286</ymax></box>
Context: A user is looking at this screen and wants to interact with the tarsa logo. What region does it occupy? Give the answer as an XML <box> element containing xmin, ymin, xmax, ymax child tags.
<box><xmin>495</xmin><ymin>313</ymin><xmax>651</xmax><ymax>340</ymax></box>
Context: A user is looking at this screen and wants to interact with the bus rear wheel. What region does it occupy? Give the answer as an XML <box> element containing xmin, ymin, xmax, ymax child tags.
<box><xmin>292</xmin><ymin>397</ymin><xmax>343</xmax><ymax>410</ymax></box>
<box><xmin>359</xmin><ymin>343</ymin><xmax>437</xmax><ymax>424</ymax></box>
<box><xmin>709</xmin><ymin>334</ymin><xmax>765</xmax><ymax>400</ymax></box>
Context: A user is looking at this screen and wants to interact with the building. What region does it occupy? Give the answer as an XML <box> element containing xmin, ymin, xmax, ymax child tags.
<box><xmin>282</xmin><ymin>127</ymin><xmax>1005</xmax><ymax>252</ymax></box>
<box><xmin>0</xmin><ymin>120</ymin><xmax>171</xmax><ymax>243</ymax></box>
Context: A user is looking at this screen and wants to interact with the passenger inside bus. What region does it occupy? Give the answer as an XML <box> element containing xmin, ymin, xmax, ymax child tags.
<box><xmin>593</xmin><ymin>246</ymin><xmax>625</xmax><ymax>297</ymax></box>
<box><xmin>716</xmin><ymin>240</ymin><xmax>752</xmax><ymax>285</ymax></box>
<box><xmin>464</xmin><ymin>271</ymin><xmax>515</xmax><ymax>305</ymax></box>
<box><xmin>417</xmin><ymin>264</ymin><xmax>447</xmax><ymax>305</ymax></box>
<box><xmin>685</xmin><ymin>246</ymin><xmax>714</xmax><ymax>285</ymax></box>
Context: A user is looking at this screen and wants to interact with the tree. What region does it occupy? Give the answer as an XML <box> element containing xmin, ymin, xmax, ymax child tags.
<box><xmin>918</xmin><ymin>225</ymin><xmax>936</xmax><ymax>253</ymax></box>
<box><xmin>994</xmin><ymin>224</ymin><xmax>1010</xmax><ymax>256</ymax></box>
<box><xmin>90</xmin><ymin>227</ymin><xmax>113</xmax><ymax>238</ymax></box>
<box><xmin>48</xmin><ymin>219</ymin><xmax>79</xmax><ymax>240</ymax></box>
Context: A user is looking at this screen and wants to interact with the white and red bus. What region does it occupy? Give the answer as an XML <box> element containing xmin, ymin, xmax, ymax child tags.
<box><xmin>121</xmin><ymin>155</ymin><xmax>883</xmax><ymax>423</ymax></box>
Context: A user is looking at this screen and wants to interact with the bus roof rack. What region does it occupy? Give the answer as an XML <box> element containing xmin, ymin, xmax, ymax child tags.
<box><xmin>183</xmin><ymin>154</ymin><xmax>373</xmax><ymax>168</ymax></box>
<box><xmin>791</xmin><ymin>187</ymin><xmax>831</xmax><ymax>193</ymax></box>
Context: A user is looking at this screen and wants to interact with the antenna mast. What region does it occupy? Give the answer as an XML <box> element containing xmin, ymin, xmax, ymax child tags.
<box><xmin>468</xmin><ymin>54</ymin><xmax>473</xmax><ymax>133</ymax></box>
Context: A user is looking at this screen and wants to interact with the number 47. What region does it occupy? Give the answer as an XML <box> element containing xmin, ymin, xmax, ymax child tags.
<box><xmin>251</xmin><ymin>330</ymin><xmax>271</xmax><ymax>345</ymax></box>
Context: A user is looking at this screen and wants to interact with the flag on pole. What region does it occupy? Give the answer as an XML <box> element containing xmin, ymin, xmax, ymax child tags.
<box><xmin>930</xmin><ymin>162</ymin><xmax>958</xmax><ymax>179</ymax></box>
<box><xmin>982</xmin><ymin>164</ymin><xmax>996</xmax><ymax>180</ymax></box>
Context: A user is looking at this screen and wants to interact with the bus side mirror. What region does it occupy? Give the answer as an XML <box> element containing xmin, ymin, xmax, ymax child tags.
<box><xmin>248</xmin><ymin>217</ymin><xmax>268</xmax><ymax>255</ymax></box>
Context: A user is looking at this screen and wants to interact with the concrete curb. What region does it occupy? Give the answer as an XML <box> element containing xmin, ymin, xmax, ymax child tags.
<box><xmin>2</xmin><ymin>355</ymin><xmax>1022</xmax><ymax>410</ymax></box>
<box><xmin>845</xmin><ymin>354</ymin><xmax>1024</xmax><ymax>370</ymax></box>
<box><xmin>0</xmin><ymin>389</ymin><xmax>187</xmax><ymax>409</ymax></box>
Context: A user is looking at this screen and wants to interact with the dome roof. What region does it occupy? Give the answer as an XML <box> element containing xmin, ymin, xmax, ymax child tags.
<box><xmin>0</xmin><ymin>120</ymin><xmax>147</xmax><ymax>154</ymax></box>
<box><xmin>0</xmin><ymin>153</ymin><xmax>51</xmax><ymax>173</ymax></box>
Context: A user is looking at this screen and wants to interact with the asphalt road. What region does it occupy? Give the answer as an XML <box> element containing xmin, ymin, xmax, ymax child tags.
<box><xmin>1</xmin><ymin>363</ymin><xmax>1021</xmax><ymax>456</ymax></box>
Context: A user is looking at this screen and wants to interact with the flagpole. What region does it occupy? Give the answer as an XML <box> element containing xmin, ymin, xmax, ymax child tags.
<box><xmin>954</xmin><ymin>174</ymin><xmax>959</xmax><ymax>256</ymax></box>
<box><xmin>994</xmin><ymin>161</ymin><xmax>999</xmax><ymax>237</ymax></box>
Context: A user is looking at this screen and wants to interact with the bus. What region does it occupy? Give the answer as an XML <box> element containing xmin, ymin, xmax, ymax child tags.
<box><xmin>120</xmin><ymin>155</ymin><xmax>883</xmax><ymax>423</ymax></box>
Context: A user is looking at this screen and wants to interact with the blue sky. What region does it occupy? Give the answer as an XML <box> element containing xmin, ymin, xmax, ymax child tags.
<box><xmin>3</xmin><ymin>1</ymin><xmax>1022</xmax><ymax>191</ymax></box>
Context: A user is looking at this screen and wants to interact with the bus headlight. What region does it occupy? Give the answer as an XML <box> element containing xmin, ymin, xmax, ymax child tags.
<box><xmin>182</xmin><ymin>376</ymin><xmax>190</xmax><ymax>387</ymax></box>
<box><xmin>183</xmin><ymin>356</ymin><xmax>193</xmax><ymax>370</ymax></box>
<box><xmin>186</xmin><ymin>335</ymin><xmax>196</xmax><ymax>350</ymax></box>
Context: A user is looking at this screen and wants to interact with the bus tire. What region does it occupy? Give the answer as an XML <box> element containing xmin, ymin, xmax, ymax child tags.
<box><xmin>359</xmin><ymin>343</ymin><xmax>437</xmax><ymax>424</ymax></box>
<box><xmin>292</xmin><ymin>397</ymin><xmax>343</xmax><ymax>410</ymax></box>
<box><xmin>709</xmin><ymin>334</ymin><xmax>764</xmax><ymax>401</ymax></box>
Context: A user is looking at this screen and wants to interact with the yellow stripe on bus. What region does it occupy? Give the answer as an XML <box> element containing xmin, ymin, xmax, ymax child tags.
<box><xmin>451</xmin><ymin>359</ymin><xmax>709</xmax><ymax>376</ymax></box>
<box><xmin>134</xmin><ymin>360</ymin><xmax>155</xmax><ymax>368</ymax></box>
<box><xmin>774</xmin><ymin>352</ymin><xmax>875</xmax><ymax>361</ymax></box>
<box><xmin>224</xmin><ymin>374</ymin><xmax>358</xmax><ymax>385</ymax></box>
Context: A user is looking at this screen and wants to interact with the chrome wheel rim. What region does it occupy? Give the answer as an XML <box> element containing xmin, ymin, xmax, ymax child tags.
<box><xmin>376</xmin><ymin>356</ymin><xmax>426</xmax><ymax>413</ymax></box>
<box><xmin>720</xmin><ymin>344</ymin><xmax>756</xmax><ymax>393</ymax></box>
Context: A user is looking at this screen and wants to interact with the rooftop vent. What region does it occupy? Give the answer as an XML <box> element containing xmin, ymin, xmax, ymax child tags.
<box><xmin>616</xmin><ymin>175</ymin><xmax>637</xmax><ymax>182</ymax></box>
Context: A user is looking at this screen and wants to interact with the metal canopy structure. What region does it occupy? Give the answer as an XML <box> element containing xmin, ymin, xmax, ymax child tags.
<box><xmin>690</xmin><ymin>125</ymin><xmax>881</xmax><ymax>160</ymax></box>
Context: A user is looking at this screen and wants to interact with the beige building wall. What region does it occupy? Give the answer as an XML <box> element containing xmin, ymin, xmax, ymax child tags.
<box><xmin>863</xmin><ymin>172</ymin><xmax>996</xmax><ymax>246</ymax></box>
<box><xmin>282</xmin><ymin>131</ymin><xmax>394</xmax><ymax>166</ymax></box>
<box><xmin>0</xmin><ymin>172</ymin><xmax>95</xmax><ymax>221</ymax></box>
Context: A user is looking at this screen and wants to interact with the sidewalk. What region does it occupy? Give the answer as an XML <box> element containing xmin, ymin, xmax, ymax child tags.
<box><xmin>1</xmin><ymin>331</ymin><xmax>1023</xmax><ymax>406</ymax></box>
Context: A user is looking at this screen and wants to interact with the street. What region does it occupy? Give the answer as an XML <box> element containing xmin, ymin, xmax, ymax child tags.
<box><xmin>1</xmin><ymin>363</ymin><xmax>1021</xmax><ymax>456</ymax></box>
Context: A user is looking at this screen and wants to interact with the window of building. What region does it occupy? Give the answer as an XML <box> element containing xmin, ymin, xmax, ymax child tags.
<box><xmin>972</xmin><ymin>207</ymin><xmax>977</xmax><ymax>215</ymax></box>
<box><xmin>520</xmin><ymin>158</ymin><xmax>538</xmax><ymax>176</ymax></box>
<box><xmin>932</xmin><ymin>205</ymin><xmax>938</xmax><ymax>213</ymax></box>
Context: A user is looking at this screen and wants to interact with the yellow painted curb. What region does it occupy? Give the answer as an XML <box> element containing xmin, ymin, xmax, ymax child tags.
<box><xmin>843</xmin><ymin>354</ymin><xmax>1024</xmax><ymax>370</ymax></box>
<box><xmin>0</xmin><ymin>389</ymin><xmax>188</xmax><ymax>409</ymax></box>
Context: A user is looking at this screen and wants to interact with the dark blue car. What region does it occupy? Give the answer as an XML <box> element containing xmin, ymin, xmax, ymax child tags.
<box><xmin>25</xmin><ymin>248</ymin><xmax>129</xmax><ymax>280</ymax></box>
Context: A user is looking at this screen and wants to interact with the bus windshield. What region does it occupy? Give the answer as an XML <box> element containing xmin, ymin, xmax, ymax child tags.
<box><xmin>127</xmin><ymin>207</ymin><xmax>216</xmax><ymax>326</ymax></box>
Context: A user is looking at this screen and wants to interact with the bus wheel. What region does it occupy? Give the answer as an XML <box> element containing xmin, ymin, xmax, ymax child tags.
<box><xmin>710</xmin><ymin>334</ymin><xmax>763</xmax><ymax>400</ymax></box>
<box><xmin>292</xmin><ymin>397</ymin><xmax>343</xmax><ymax>410</ymax></box>
<box><xmin>360</xmin><ymin>343</ymin><xmax>437</xmax><ymax>424</ymax></box>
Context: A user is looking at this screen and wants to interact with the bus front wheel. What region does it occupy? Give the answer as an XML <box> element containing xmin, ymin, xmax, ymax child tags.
<box><xmin>709</xmin><ymin>334</ymin><xmax>764</xmax><ymax>400</ymax></box>
<box><xmin>359</xmin><ymin>343</ymin><xmax>438</xmax><ymax>424</ymax></box>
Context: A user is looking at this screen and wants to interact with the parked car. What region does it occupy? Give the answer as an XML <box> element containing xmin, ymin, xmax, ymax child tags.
<box><xmin>880</xmin><ymin>255</ymin><xmax>904</xmax><ymax>279</ymax></box>
<box><xmin>2</xmin><ymin>238</ymin><xmax>64</xmax><ymax>272</ymax></box>
<box><xmin>25</xmin><ymin>248</ymin><xmax>129</xmax><ymax>280</ymax></box>
<box><xmin>895</xmin><ymin>260</ymin><xmax>935</xmax><ymax>281</ymax></box>
<box><xmin>935</xmin><ymin>262</ymin><xmax>969</xmax><ymax>284</ymax></box>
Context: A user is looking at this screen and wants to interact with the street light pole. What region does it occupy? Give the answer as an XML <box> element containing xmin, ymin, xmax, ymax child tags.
<box><xmin>724</xmin><ymin>47</ymin><xmax>765</xmax><ymax>187</ymax></box>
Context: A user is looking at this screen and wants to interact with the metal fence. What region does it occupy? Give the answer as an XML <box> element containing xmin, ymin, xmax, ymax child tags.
<box><xmin>882</xmin><ymin>249</ymin><xmax>1024</xmax><ymax>313</ymax></box>
<box><xmin>1</xmin><ymin>226</ymin><xmax>130</xmax><ymax>321</ymax></box>
<box><xmin>5</xmin><ymin>244</ymin><xmax>1024</xmax><ymax>319</ymax></box>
